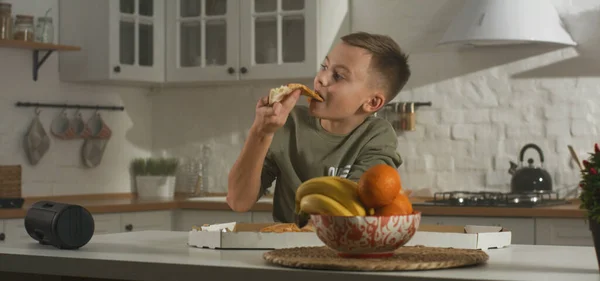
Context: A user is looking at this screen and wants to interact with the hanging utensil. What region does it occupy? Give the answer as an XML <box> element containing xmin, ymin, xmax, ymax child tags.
<box><xmin>406</xmin><ymin>102</ymin><xmax>416</xmax><ymax>131</ymax></box>
<box><xmin>392</xmin><ymin>102</ymin><xmax>402</xmax><ymax>130</ymax></box>
<box><xmin>567</xmin><ymin>145</ymin><xmax>584</xmax><ymax>171</ymax></box>
<box><xmin>24</xmin><ymin>107</ymin><xmax>50</xmax><ymax>165</ymax></box>
<box><xmin>400</xmin><ymin>102</ymin><xmax>408</xmax><ymax>130</ymax></box>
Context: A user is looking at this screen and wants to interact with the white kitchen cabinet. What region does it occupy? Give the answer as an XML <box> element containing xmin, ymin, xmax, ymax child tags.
<box><xmin>164</xmin><ymin>0</ymin><xmax>350</xmax><ymax>83</ymax></box>
<box><xmin>0</xmin><ymin>220</ymin><xmax>5</xmax><ymax>244</ymax></box>
<box><xmin>173</xmin><ymin>210</ymin><xmax>252</xmax><ymax>231</ymax></box>
<box><xmin>59</xmin><ymin>0</ymin><xmax>348</xmax><ymax>85</ymax></box>
<box><xmin>2</xmin><ymin>219</ymin><xmax>31</xmax><ymax>244</ymax></box>
<box><xmin>0</xmin><ymin>211</ymin><xmax>171</xmax><ymax>244</ymax></box>
<box><xmin>535</xmin><ymin>218</ymin><xmax>594</xmax><ymax>246</ymax></box>
<box><xmin>251</xmin><ymin>211</ymin><xmax>274</xmax><ymax>223</ymax></box>
<box><xmin>165</xmin><ymin>0</ymin><xmax>240</xmax><ymax>82</ymax></box>
<box><xmin>237</xmin><ymin>0</ymin><xmax>332</xmax><ymax>81</ymax></box>
<box><xmin>421</xmin><ymin>216</ymin><xmax>536</xmax><ymax>245</ymax></box>
<box><xmin>92</xmin><ymin>213</ymin><xmax>122</xmax><ymax>235</ymax></box>
<box><xmin>0</xmin><ymin>214</ymin><xmax>118</xmax><ymax>244</ymax></box>
<box><xmin>120</xmin><ymin>210</ymin><xmax>173</xmax><ymax>232</ymax></box>
<box><xmin>59</xmin><ymin>0</ymin><xmax>166</xmax><ymax>83</ymax></box>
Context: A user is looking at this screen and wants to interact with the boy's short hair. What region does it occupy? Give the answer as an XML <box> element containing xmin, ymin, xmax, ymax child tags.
<box><xmin>341</xmin><ymin>32</ymin><xmax>411</xmax><ymax>103</ymax></box>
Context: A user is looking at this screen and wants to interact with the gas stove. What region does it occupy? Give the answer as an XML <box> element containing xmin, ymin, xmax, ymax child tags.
<box><xmin>413</xmin><ymin>191</ymin><xmax>570</xmax><ymax>208</ymax></box>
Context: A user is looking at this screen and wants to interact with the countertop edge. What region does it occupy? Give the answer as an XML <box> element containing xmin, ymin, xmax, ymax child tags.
<box><xmin>1</xmin><ymin>231</ymin><xmax>598</xmax><ymax>281</ymax></box>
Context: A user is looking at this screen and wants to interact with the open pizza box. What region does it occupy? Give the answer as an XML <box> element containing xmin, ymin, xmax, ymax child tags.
<box><xmin>187</xmin><ymin>222</ymin><xmax>511</xmax><ymax>250</ymax></box>
<box><xmin>187</xmin><ymin>222</ymin><xmax>324</xmax><ymax>249</ymax></box>
<box><xmin>405</xmin><ymin>224</ymin><xmax>512</xmax><ymax>250</ymax></box>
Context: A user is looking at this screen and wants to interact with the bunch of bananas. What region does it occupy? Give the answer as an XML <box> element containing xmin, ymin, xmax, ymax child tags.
<box><xmin>295</xmin><ymin>176</ymin><xmax>368</xmax><ymax>217</ymax></box>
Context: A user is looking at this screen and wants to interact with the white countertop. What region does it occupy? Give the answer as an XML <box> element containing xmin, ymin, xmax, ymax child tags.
<box><xmin>0</xmin><ymin>231</ymin><xmax>598</xmax><ymax>281</ymax></box>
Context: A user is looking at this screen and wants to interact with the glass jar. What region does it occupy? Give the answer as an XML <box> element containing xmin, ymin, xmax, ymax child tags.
<box><xmin>35</xmin><ymin>16</ymin><xmax>53</xmax><ymax>43</ymax></box>
<box><xmin>13</xmin><ymin>14</ymin><xmax>34</xmax><ymax>41</ymax></box>
<box><xmin>0</xmin><ymin>3</ymin><xmax>12</xmax><ymax>40</ymax></box>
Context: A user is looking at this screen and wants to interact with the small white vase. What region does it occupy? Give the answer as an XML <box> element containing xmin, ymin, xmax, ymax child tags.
<box><xmin>135</xmin><ymin>175</ymin><xmax>176</xmax><ymax>198</ymax></box>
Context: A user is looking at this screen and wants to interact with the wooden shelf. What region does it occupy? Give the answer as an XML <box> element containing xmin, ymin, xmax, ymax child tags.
<box><xmin>0</xmin><ymin>39</ymin><xmax>80</xmax><ymax>51</ymax></box>
<box><xmin>0</xmin><ymin>39</ymin><xmax>81</xmax><ymax>81</ymax></box>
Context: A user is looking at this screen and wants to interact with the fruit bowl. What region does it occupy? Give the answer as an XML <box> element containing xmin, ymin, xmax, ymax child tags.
<box><xmin>310</xmin><ymin>211</ymin><xmax>421</xmax><ymax>258</ymax></box>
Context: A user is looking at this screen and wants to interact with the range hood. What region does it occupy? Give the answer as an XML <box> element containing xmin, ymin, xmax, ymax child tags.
<box><xmin>438</xmin><ymin>0</ymin><xmax>577</xmax><ymax>47</ymax></box>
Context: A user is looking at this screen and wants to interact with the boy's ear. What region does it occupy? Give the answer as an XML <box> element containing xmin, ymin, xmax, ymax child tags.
<box><xmin>362</xmin><ymin>92</ymin><xmax>386</xmax><ymax>113</ymax></box>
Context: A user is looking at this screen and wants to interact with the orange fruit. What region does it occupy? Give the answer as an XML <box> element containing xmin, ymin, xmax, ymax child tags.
<box><xmin>357</xmin><ymin>164</ymin><xmax>402</xmax><ymax>209</ymax></box>
<box><xmin>375</xmin><ymin>193</ymin><xmax>413</xmax><ymax>216</ymax></box>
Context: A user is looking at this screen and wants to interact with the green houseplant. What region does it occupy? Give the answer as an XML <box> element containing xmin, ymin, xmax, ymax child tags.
<box><xmin>579</xmin><ymin>143</ymin><xmax>600</xmax><ymax>269</ymax></box>
<box><xmin>131</xmin><ymin>157</ymin><xmax>179</xmax><ymax>198</ymax></box>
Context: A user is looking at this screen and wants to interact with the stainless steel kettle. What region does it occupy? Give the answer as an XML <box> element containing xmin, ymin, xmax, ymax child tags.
<box><xmin>508</xmin><ymin>143</ymin><xmax>553</xmax><ymax>193</ymax></box>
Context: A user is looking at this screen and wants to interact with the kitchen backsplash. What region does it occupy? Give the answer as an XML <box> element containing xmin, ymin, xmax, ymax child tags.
<box><xmin>355</xmin><ymin>0</ymin><xmax>600</xmax><ymax>198</ymax></box>
<box><xmin>0</xmin><ymin>0</ymin><xmax>153</xmax><ymax>197</ymax></box>
<box><xmin>151</xmin><ymin>0</ymin><xmax>600</xmax><ymax>199</ymax></box>
<box><xmin>151</xmin><ymin>79</ymin><xmax>313</xmax><ymax>194</ymax></box>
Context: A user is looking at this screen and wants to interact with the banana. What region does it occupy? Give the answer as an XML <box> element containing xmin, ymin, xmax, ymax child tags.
<box><xmin>294</xmin><ymin>176</ymin><xmax>366</xmax><ymax>216</ymax></box>
<box><xmin>299</xmin><ymin>194</ymin><xmax>355</xmax><ymax>216</ymax></box>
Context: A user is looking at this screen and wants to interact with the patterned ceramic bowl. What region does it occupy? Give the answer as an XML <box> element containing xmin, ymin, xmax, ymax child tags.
<box><xmin>310</xmin><ymin>211</ymin><xmax>421</xmax><ymax>258</ymax></box>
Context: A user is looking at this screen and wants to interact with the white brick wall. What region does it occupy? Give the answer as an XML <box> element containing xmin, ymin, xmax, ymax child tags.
<box><xmin>150</xmin><ymin>0</ymin><xmax>600</xmax><ymax>199</ymax></box>
<box><xmin>345</xmin><ymin>0</ymin><xmax>600</xmax><ymax>198</ymax></box>
<box><xmin>451</xmin><ymin>124</ymin><xmax>475</xmax><ymax>140</ymax></box>
<box><xmin>151</xmin><ymin>79</ymin><xmax>313</xmax><ymax>194</ymax></box>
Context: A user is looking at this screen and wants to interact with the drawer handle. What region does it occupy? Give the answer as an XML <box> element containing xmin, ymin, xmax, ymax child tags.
<box><xmin>0</xmin><ymin>233</ymin><xmax>5</xmax><ymax>241</ymax></box>
<box><xmin>125</xmin><ymin>224</ymin><xmax>133</xmax><ymax>231</ymax></box>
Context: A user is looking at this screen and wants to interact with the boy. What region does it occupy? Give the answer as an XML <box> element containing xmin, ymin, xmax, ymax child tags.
<box><xmin>227</xmin><ymin>32</ymin><xmax>411</xmax><ymax>223</ymax></box>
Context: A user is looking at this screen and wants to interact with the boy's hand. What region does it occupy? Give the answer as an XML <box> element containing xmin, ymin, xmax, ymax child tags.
<box><xmin>251</xmin><ymin>89</ymin><xmax>301</xmax><ymax>137</ymax></box>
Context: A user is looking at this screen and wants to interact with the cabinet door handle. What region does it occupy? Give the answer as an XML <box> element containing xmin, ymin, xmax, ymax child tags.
<box><xmin>113</xmin><ymin>66</ymin><xmax>121</xmax><ymax>73</ymax></box>
<box><xmin>0</xmin><ymin>233</ymin><xmax>5</xmax><ymax>241</ymax></box>
<box><xmin>125</xmin><ymin>224</ymin><xmax>133</xmax><ymax>231</ymax></box>
<box><xmin>240</xmin><ymin>67</ymin><xmax>248</xmax><ymax>74</ymax></box>
<box><xmin>227</xmin><ymin>67</ymin><xmax>235</xmax><ymax>74</ymax></box>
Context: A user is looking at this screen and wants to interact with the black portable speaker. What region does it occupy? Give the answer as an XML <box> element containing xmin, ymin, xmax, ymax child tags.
<box><xmin>24</xmin><ymin>201</ymin><xmax>95</xmax><ymax>249</ymax></box>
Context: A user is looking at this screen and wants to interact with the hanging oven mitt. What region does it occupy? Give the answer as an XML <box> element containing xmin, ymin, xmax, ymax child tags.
<box><xmin>81</xmin><ymin>112</ymin><xmax>111</xmax><ymax>168</ymax></box>
<box><xmin>24</xmin><ymin>113</ymin><xmax>51</xmax><ymax>165</ymax></box>
<box><xmin>81</xmin><ymin>138</ymin><xmax>109</xmax><ymax>168</ymax></box>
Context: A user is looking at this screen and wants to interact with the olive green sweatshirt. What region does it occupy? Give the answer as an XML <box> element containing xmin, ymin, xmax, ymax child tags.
<box><xmin>258</xmin><ymin>106</ymin><xmax>402</xmax><ymax>223</ymax></box>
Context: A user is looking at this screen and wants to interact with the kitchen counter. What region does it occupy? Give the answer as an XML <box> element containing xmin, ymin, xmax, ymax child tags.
<box><xmin>0</xmin><ymin>230</ymin><xmax>598</xmax><ymax>281</ymax></box>
<box><xmin>0</xmin><ymin>194</ymin><xmax>273</xmax><ymax>219</ymax></box>
<box><xmin>0</xmin><ymin>193</ymin><xmax>587</xmax><ymax>219</ymax></box>
<box><xmin>411</xmin><ymin>199</ymin><xmax>586</xmax><ymax>218</ymax></box>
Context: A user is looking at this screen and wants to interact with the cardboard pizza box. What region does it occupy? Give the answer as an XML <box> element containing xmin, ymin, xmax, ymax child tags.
<box><xmin>188</xmin><ymin>222</ymin><xmax>511</xmax><ymax>250</ymax></box>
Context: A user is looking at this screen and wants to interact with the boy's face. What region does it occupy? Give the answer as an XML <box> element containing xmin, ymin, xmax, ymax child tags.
<box><xmin>310</xmin><ymin>42</ymin><xmax>385</xmax><ymax>120</ymax></box>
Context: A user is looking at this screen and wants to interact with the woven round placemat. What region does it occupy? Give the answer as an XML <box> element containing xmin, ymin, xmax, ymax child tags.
<box><xmin>263</xmin><ymin>245</ymin><xmax>489</xmax><ymax>271</ymax></box>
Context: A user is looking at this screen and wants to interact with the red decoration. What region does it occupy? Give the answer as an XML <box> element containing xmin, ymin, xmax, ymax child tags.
<box><xmin>591</xmin><ymin>168</ymin><xmax>598</xmax><ymax>175</ymax></box>
<box><xmin>595</xmin><ymin>143</ymin><xmax>600</xmax><ymax>153</ymax></box>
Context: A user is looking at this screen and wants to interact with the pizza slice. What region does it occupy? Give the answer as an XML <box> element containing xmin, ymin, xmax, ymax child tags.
<box><xmin>268</xmin><ymin>83</ymin><xmax>324</xmax><ymax>105</ymax></box>
<box><xmin>259</xmin><ymin>223</ymin><xmax>315</xmax><ymax>233</ymax></box>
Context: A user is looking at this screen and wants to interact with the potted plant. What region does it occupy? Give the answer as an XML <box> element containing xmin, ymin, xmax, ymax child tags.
<box><xmin>131</xmin><ymin>157</ymin><xmax>179</xmax><ymax>198</ymax></box>
<box><xmin>579</xmin><ymin>143</ymin><xmax>600</xmax><ymax>269</ymax></box>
